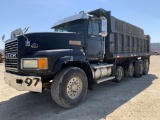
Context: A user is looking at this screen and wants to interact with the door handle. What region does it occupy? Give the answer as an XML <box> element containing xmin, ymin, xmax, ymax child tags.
<box><xmin>91</xmin><ymin>35</ymin><xmax>96</xmax><ymax>38</ymax></box>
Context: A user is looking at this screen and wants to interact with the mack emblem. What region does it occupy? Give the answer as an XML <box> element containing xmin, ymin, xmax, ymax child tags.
<box><xmin>31</xmin><ymin>43</ymin><xmax>38</xmax><ymax>48</ymax></box>
<box><xmin>5</xmin><ymin>53</ymin><xmax>17</xmax><ymax>58</ymax></box>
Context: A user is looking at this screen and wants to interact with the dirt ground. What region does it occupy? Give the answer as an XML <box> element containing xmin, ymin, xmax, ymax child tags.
<box><xmin>0</xmin><ymin>56</ymin><xmax>160</xmax><ymax>120</ymax></box>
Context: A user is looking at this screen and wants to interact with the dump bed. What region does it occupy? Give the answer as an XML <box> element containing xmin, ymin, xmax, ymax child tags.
<box><xmin>89</xmin><ymin>8</ymin><xmax>150</xmax><ymax>59</ymax></box>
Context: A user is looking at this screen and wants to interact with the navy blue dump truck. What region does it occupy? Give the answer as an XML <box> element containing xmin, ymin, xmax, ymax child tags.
<box><xmin>4</xmin><ymin>8</ymin><xmax>150</xmax><ymax>108</ymax></box>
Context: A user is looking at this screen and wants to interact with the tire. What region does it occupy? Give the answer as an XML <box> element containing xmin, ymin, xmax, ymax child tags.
<box><xmin>125</xmin><ymin>62</ymin><xmax>134</xmax><ymax>77</ymax></box>
<box><xmin>113</xmin><ymin>66</ymin><xmax>124</xmax><ymax>83</ymax></box>
<box><xmin>134</xmin><ymin>60</ymin><xmax>143</xmax><ymax>77</ymax></box>
<box><xmin>143</xmin><ymin>59</ymin><xmax>149</xmax><ymax>75</ymax></box>
<box><xmin>51</xmin><ymin>67</ymin><xmax>88</xmax><ymax>108</ymax></box>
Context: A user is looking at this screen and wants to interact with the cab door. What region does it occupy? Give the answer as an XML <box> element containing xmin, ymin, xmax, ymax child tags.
<box><xmin>86</xmin><ymin>20</ymin><xmax>104</xmax><ymax>60</ymax></box>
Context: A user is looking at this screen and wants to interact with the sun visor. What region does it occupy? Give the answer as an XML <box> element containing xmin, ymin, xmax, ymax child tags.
<box><xmin>51</xmin><ymin>12</ymin><xmax>89</xmax><ymax>28</ymax></box>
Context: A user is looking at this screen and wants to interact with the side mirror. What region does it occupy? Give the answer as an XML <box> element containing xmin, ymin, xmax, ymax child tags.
<box><xmin>99</xmin><ymin>17</ymin><xmax>108</xmax><ymax>37</ymax></box>
<box><xmin>1</xmin><ymin>35</ymin><xmax>5</xmax><ymax>42</ymax></box>
<box><xmin>99</xmin><ymin>31</ymin><xmax>108</xmax><ymax>37</ymax></box>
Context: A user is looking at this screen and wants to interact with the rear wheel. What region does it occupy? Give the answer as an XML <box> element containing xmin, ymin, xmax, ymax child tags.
<box><xmin>113</xmin><ymin>66</ymin><xmax>124</xmax><ymax>83</ymax></box>
<box><xmin>134</xmin><ymin>60</ymin><xmax>143</xmax><ymax>77</ymax></box>
<box><xmin>143</xmin><ymin>59</ymin><xmax>149</xmax><ymax>75</ymax></box>
<box><xmin>51</xmin><ymin>67</ymin><xmax>88</xmax><ymax>108</ymax></box>
<box><xmin>125</xmin><ymin>62</ymin><xmax>134</xmax><ymax>77</ymax></box>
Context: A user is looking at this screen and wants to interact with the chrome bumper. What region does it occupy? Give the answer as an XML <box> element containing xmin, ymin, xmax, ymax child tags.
<box><xmin>4</xmin><ymin>72</ymin><xmax>42</xmax><ymax>93</ymax></box>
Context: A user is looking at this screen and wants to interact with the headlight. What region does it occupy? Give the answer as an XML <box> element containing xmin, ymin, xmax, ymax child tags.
<box><xmin>22</xmin><ymin>58</ymin><xmax>48</xmax><ymax>69</ymax></box>
<box><xmin>23</xmin><ymin>59</ymin><xmax>38</xmax><ymax>69</ymax></box>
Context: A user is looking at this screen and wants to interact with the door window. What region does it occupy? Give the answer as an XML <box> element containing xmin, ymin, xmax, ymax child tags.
<box><xmin>88</xmin><ymin>21</ymin><xmax>100</xmax><ymax>36</ymax></box>
<box><xmin>88</xmin><ymin>21</ymin><xmax>92</xmax><ymax>35</ymax></box>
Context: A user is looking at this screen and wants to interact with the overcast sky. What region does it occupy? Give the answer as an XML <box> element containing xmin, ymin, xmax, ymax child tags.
<box><xmin>0</xmin><ymin>0</ymin><xmax>160</xmax><ymax>49</ymax></box>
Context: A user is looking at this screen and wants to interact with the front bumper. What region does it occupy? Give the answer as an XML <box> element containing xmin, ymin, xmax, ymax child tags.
<box><xmin>4</xmin><ymin>72</ymin><xmax>42</xmax><ymax>93</ymax></box>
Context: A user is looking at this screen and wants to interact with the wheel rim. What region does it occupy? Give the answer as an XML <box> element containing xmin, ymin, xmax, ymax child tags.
<box><xmin>67</xmin><ymin>77</ymin><xmax>82</xmax><ymax>99</ymax></box>
<box><xmin>128</xmin><ymin>64</ymin><xmax>134</xmax><ymax>76</ymax></box>
<box><xmin>145</xmin><ymin>61</ymin><xmax>149</xmax><ymax>71</ymax></box>
<box><xmin>117</xmin><ymin>68</ymin><xmax>123</xmax><ymax>80</ymax></box>
<box><xmin>139</xmin><ymin>62</ymin><xmax>143</xmax><ymax>74</ymax></box>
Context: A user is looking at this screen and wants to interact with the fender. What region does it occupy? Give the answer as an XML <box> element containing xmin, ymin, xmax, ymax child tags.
<box><xmin>33</xmin><ymin>49</ymin><xmax>87</xmax><ymax>74</ymax></box>
<box><xmin>53</xmin><ymin>55</ymin><xmax>86</xmax><ymax>73</ymax></box>
<box><xmin>53</xmin><ymin>55</ymin><xmax>94</xmax><ymax>89</ymax></box>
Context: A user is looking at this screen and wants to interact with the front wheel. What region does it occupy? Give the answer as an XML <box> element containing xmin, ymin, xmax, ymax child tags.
<box><xmin>51</xmin><ymin>67</ymin><xmax>88</xmax><ymax>108</ymax></box>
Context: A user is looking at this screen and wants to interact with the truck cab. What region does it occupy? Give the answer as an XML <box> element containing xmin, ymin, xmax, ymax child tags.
<box><xmin>52</xmin><ymin>11</ymin><xmax>107</xmax><ymax>60</ymax></box>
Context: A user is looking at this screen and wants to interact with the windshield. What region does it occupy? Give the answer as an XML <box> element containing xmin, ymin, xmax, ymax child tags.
<box><xmin>54</xmin><ymin>19</ymin><xmax>85</xmax><ymax>33</ymax></box>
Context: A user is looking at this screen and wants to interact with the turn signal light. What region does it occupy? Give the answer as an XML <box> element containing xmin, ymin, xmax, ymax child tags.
<box><xmin>38</xmin><ymin>58</ymin><xmax>48</xmax><ymax>69</ymax></box>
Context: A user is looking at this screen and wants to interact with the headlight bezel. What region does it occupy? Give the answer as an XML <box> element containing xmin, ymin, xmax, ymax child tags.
<box><xmin>21</xmin><ymin>58</ymin><xmax>48</xmax><ymax>70</ymax></box>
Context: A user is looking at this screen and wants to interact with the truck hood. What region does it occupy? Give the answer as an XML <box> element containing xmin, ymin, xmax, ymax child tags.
<box><xmin>17</xmin><ymin>32</ymin><xmax>85</xmax><ymax>57</ymax></box>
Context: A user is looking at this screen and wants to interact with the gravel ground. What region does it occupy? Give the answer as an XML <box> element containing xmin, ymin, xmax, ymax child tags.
<box><xmin>0</xmin><ymin>56</ymin><xmax>160</xmax><ymax>120</ymax></box>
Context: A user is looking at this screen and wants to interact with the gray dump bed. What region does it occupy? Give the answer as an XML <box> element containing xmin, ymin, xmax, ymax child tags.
<box><xmin>89</xmin><ymin>8</ymin><xmax>150</xmax><ymax>59</ymax></box>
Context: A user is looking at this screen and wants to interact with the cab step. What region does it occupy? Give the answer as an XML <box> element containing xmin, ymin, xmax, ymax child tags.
<box><xmin>96</xmin><ymin>76</ymin><xmax>115</xmax><ymax>84</ymax></box>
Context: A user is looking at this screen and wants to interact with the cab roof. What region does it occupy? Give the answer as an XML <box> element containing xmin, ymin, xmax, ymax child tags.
<box><xmin>51</xmin><ymin>12</ymin><xmax>89</xmax><ymax>28</ymax></box>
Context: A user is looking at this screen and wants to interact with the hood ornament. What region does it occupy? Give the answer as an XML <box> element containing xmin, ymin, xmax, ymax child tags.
<box><xmin>22</xmin><ymin>27</ymin><xmax>30</xmax><ymax>47</ymax></box>
<box><xmin>23</xmin><ymin>27</ymin><xmax>30</xmax><ymax>34</ymax></box>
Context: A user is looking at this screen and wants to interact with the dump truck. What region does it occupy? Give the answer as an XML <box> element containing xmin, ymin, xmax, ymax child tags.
<box><xmin>4</xmin><ymin>8</ymin><xmax>150</xmax><ymax>108</ymax></box>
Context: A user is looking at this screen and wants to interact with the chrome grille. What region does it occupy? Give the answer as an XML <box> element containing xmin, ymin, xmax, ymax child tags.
<box><xmin>5</xmin><ymin>39</ymin><xmax>18</xmax><ymax>72</ymax></box>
